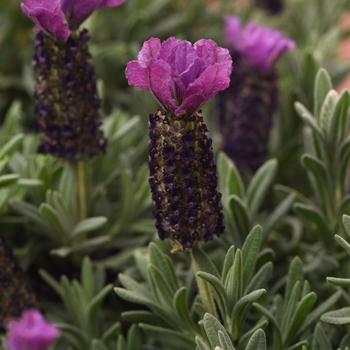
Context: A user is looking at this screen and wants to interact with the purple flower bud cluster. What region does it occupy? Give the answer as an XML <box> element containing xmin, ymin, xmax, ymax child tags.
<box><xmin>217</xmin><ymin>55</ymin><xmax>278</xmax><ymax>171</ymax></box>
<box><xmin>0</xmin><ymin>238</ymin><xmax>36</xmax><ymax>329</ymax></box>
<box><xmin>33</xmin><ymin>30</ymin><xmax>107</xmax><ymax>160</ymax></box>
<box><xmin>149</xmin><ymin>110</ymin><xmax>224</xmax><ymax>248</ymax></box>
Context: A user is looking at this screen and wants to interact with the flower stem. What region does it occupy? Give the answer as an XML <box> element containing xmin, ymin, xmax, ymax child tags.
<box><xmin>191</xmin><ymin>249</ymin><xmax>218</xmax><ymax>318</ymax></box>
<box><xmin>76</xmin><ymin>160</ymin><xmax>87</xmax><ymax>221</ymax></box>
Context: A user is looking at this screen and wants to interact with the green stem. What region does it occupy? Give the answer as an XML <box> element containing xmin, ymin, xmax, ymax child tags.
<box><xmin>76</xmin><ymin>160</ymin><xmax>87</xmax><ymax>220</ymax></box>
<box><xmin>191</xmin><ymin>250</ymin><xmax>218</xmax><ymax>318</ymax></box>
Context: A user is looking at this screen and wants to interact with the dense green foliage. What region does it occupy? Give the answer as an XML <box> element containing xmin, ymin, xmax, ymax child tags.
<box><xmin>1</xmin><ymin>0</ymin><xmax>350</xmax><ymax>349</ymax></box>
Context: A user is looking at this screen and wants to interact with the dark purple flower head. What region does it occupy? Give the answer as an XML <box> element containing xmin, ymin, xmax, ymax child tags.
<box><xmin>6</xmin><ymin>310</ymin><xmax>60</xmax><ymax>350</ymax></box>
<box><xmin>225</xmin><ymin>16</ymin><xmax>295</xmax><ymax>71</ymax></box>
<box><xmin>126</xmin><ymin>37</ymin><xmax>233</xmax><ymax>117</ymax></box>
<box><xmin>21</xmin><ymin>0</ymin><xmax>125</xmax><ymax>41</ymax></box>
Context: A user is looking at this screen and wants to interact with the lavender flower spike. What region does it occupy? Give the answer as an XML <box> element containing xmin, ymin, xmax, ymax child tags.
<box><xmin>217</xmin><ymin>17</ymin><xmax>294</xmax><ymax>171</ymax></box>
<box><xmin>126</xmin><ymin>38</ymin><xmax>231</xmax><ymax>248</ymax></box>
<box><xmin>33</xmin><ymin>30</ymin><xmax>107</xmax><ymax>160</ymax></box>
<box><xmin>225</xmin><ymin>16</ymin><xmax>294</xmax><ymax>72</ymax></box>
<box><xmin>126</xmin><ymin>37</ymin><xmax>232</xmax><ymax>117</ymax></box>
<box><xmin>21</xmin><ymin>0</ymin><xmax>125</xmax><ymax>41</ymax></box>
<box><xmin>21</xmin><ymin>0</ymin><xmax>124</xmax><ymax>159</ymax></box>
<box><xmin>6</xmin><ymin>310</ymin><xmax>60</xmax><ymax>350</ymax></box>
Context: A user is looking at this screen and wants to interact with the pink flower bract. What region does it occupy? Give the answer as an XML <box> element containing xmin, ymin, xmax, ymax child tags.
<box><xmin>125</xmin><ymin>37</ymin><xmax>233</xmax><ymax>116</ymax></box>
<box><xmin>6</xmin><ymin>310</ymin><xmax>60</xmax><ymax>350</ymax></box>
<box><xmin>225</xmin><ymin>16</ymin><xmax>295</xmax><ymax>71</ymax></box>
<box><xmin>21</xmin><ymin>0</ymin><xmax>125</xmax><ymax>41</ymax></box>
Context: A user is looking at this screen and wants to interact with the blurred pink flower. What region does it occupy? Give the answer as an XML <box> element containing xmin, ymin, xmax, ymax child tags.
<box><xmin>225</xmin><ymin>16</ymin><xmax>295</xmax><ymax>71</ymax></box>
<box><xmin>6</xmin><ymin>310</ymin><xmax>60</xmax><ymax>350</ymax></box>
<box><xmin>21</xmin><ymin>0</ymin><xmax>125</xmax><ymax>40</ymax></box>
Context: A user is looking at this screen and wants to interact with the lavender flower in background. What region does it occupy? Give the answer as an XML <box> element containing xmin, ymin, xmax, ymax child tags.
<box><xmin>6</xmin><ymin>310</ymin><xmax>60</xmax><ymax>350</ymax></box>
<box><xmin>217</xmin><ymin>16</ymin><xmax>294</xmax><ymax>171</ymax></box>
<box><xmin>224</xmin><ymin>17</ymin><xmax>294</xmax><ymax>72</ymax></box>
<box><xmin>126</xmin><ymin>38</ymin><xmax>232</xmax><ymax>248</ymax></box>
<box><xmin>21</xmin><ymin>0</ymin><xmax>125</xmax><ymax>160</ymax></box>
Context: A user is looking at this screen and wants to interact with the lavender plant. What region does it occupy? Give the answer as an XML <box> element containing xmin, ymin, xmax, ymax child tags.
<box><xmin>125</xmin><ymin>37</ymin><xmax>232</xmax><ymax>249</ymax></box>
<box><xmin>1</xmin><ymin>1</ymin><xmax>350</xmax><ymax>350</ymax></box>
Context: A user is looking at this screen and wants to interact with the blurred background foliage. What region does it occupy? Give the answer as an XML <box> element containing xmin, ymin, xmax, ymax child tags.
<box><xmin>1</xmin><ymin>0</ymin><xmax>350</xmax><ymax>349</ymax></box>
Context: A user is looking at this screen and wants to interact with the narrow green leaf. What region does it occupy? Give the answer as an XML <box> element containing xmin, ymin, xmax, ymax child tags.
<box><xmin>343</xmin><ymin>215</ymin><xmax>350</xmax><ymax>238</ymax></box>
<box><xmin>294</xmin><ymin>204</ymin><xmax>330</xmax><ymax>244</ymax></box>
<box><xmin>0</xmin><ymin>134</ymin><xmax>24</xmax><ymax>159</ymax></box>
<box><xmin>122</xmin><ymin>310</ymin><xmax>162</xmax><ymax>324</ymax></box>
<box><xmin>246</xmin><ymin>262</ymin><xmax>273</xmax><ymax>293</ymax></box>
<box><xmin>295</xmin><ymin>102</ymin><xmax>323</xmax><ymax>140</ymax></box>
<box><xmin>327</xmin><ymin>277</ymin><xmax>350</xmax><ymax>287</ymax></box>
<box><xmin>319</xmin><ymin>90</ymin><xmax>338</xmax><ymax>131</ymax></box>
<box><xmin>242</xmin><ymin>225</ymin><xmax>262</xmax><ymax>287</ymax></box>
<box><xmin>286</xmin><ymin>257</ymin><xmax>303</xmax><ymax>302</ymax></box>
<box><xmin>148</xmin><ymin>264</ymin><xmax>174</xmax><ymax>307</ymax></box>
<box><xmin>282</xmin><ymin>281</ymin><xmax>302</xmax><ymax>337</ymax></box>
<box><xmin>203</xmin><ymin>313</ymin><xmax>229</xmax><ymax>348</ymax></box>
<box><xmin>263</xmin><ymin>194</ymin><xmax>296</xmax><ymax>238</ymax></box>
<box><xmin>81</xmin><ymin>257</ymin><xmax>94</xmax><ymax>300</ymax></box>
<box><xmin>225</xmin><ymin>250</ymin><xmax>243</xmax><ymax>306</ymax></box>
<box><xmin>231</xmin><ymin>289</ymin><xmax>266</xmax><ymax>340</ymax></box>
<box><xmin>218</xmin><ymin>330</ymin><xmax>235</xmax><ymax>350</ymax></box>
<box><xmin>126</xmin><ymin>325</ymin><xmax>142</xmax><ymax>350</ymax></box>
<box><xmin>247</xmin><ymin>159</ymin><xmax>277</xmax><ymax>218</ymax></box>
<box><xmin>197</xmin><ymin>272</ymin><xmax>227</xmax><ymax>317</ymax></box>
<box><xmin>174</xmin><ymin>287</ymin><xmax>199</xmax><ymax>332</ymax></box>
<box><xmin>149</xmin><ymin>242</ymin><xmax>178</xmax><ymax>292</ymax></box>
<box><xmin>139</xmin><ymin>323</ymin><xmax>194</xmax><ymax>347</ymax></box>
<box><xmin>72</xmin><ymin>217</ymin><xmax>108</xmax><ymax>238</ymax></box>
<box><xmin>222</xmin><ymin>246</ymin><xmax>235</xmax><ymax>284</ymax></box>
<box><xmin>39</xmin><ymin>203</ymin><xmax>67</xmax><ymax>238</ymax></box>
<box><xmin>195</xmin><ymin>336</ymin><xmax>211</xmax><ymax>350</ymax></box>
<box><xmin>228</xmin><ymin>195</ymin><xmax>251</xmax><ymax>238</ymax></box>
<box><xmin>301</xmin><ymin>290</ymin><xmax>341</xmax><ymax>332</ymax></box>
<box><xmin>285</xmin><ymin>292</ymin><xmax>317</xmax><ymax>343</ymax></box>
<box><xmin>321</xmin><ymin>307</ymin><xmax>350</xmax><ymax>325</ymax></box>
<box><xmin>330</xmin><ymin>90</ymin><xmax>350</xmax><ymax>142</ymax></box>
<box><xmin>87</xmin><ymin>284</ymin><xmax>113</xmax><ymax>320</ymax></box>
<box><xmin>311</xmin><ymin>323</ymin><xmax>332</xmax><ymax>350</ymax></box>
<box><xmin>0</xmin><ymin>174</ymin><xmax>19</xmax><ymax>188</ymax></box>
<box><xmin>192</xmin><ymin>246</ymin><xmax>220</xmax><ymax>278</ymax></box>
<box><xmin>245</xmin><ymin>329</ymin><xmax>266</xmax><ymax>350</ymax></box>
<box><xmin>218</xmin><ymin>152</ymin><xmax>244</xmax><ymax>198</ymax></box>
<box><xmin>301</xmin><ymin>155</ymin><xmax>329</xmax><ymax>206</ymax></box>
<box><xmin>253</xmin><ymin>303</ymin><xmax>282</xmax><ymax>348</ymax></box>
<box><xmin>314</xmin><ymin>68</ymin><xmax>332</xmax><ymax>117</ymax></box>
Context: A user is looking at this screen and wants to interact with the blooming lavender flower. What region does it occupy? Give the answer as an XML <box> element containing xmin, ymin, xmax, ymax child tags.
<box><xmin>217</xmin><ymin>17</ymin><xmax>294</xmax><ymax>171</ymax></box>
<box><xmin>126</xmin><ymin>38</ymin><xmax>232</xmax><ymax>248</ymax></box>
<box><xmin>6</xmin><ymin>310</ymin><xmax>60</xmax><ymax>350</ymax></box>
<box><xmin>0</xmin><ymin>238</ymin><xmax>36</xmax><ymax>329</ymax></box>
<box><xmin>21</xmin><ymin>0</ymin><xmax>124</xmax><ymax>160</ymax></box>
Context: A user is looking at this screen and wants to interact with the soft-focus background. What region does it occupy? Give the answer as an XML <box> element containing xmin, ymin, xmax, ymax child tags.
<box><xmin>1</xmin><ymin>0</ymin><xmax>350</xmax><ymax>349</ymax></box>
